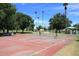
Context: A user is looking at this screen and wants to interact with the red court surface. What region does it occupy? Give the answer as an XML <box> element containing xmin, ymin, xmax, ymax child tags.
<box><xmin>0</xmin><ymin>34</ymin><xmax>74</xmax><ymax>56</ymax></box>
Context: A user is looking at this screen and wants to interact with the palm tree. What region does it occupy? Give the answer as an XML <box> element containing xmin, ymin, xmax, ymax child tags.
<box><xmin>63</xmin><ymin>3</ymin><xmax>68</xmax><ymax>17</ymax></box>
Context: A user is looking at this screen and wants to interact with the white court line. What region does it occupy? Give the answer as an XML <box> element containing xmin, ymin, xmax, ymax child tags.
<box><xmin>31</xmin><ymin>39</ymin><xmax>67</xmax><ymax>55</ymax></box>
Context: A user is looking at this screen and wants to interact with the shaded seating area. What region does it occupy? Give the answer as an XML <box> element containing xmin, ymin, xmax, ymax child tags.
<box><xmin>65</xmin><ymin>27</ymin><xmax>79</xmax><ymax>34</ymax></box>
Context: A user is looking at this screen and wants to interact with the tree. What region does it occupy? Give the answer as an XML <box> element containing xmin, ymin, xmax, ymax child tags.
<box><xmin>16</xmin><ymin>12</ymin><xmax>34</xmax><ymax>32</ymax></box>
<box><xmin>20</xmin><ymin>18</ymin><xmax>29</xmax><ymax>32</ymax></box>
<box><xmin>0</xmin><ymin>10</ymin><xmax>6</xmax><ymax>31</ymax></box>
<box><xmin>28</xmin><ymin>20</ymin><xmax>34</xmax><ymax>31</ymax></box>
<box><xmin>15</xmin><ymin>12</ymin><xmax>24</xmax><ymax>32</ymax></box>
<box><xmin>49</xmin><ymin>13</ymin><xmax>72</xmax><ymax>36</ymax></box>
<box><xmin>16</xmin><ymin>13</ymin><xmax>29</xmax><ymax>32</ymax></box>
<box><xmin>25</xmin><ymin>15</ymin><xmax>34</xmax><ymax>31</ymax></box>
<box><xmin>36</xmin><ymin>25</ymin><xmax>43</xmax><ymax>30</ymax></box>
<box><xmin>0</xmin><ymin>3</ymin><xmax>34</xmax><ymax>34</ymax></box>
<box><xmin>0</xmin><ymin>3</ymin><xmax>16</xmax><ymax>33</ymax></box>
<box><xmin>73</xmin><ymin>23</ymin><xmax>79</xmax><ymax>30</ymax></box>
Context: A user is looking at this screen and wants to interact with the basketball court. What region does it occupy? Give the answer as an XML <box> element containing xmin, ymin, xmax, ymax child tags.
<box><xmin>0</xmin><ymin>32</ymin><xmax>74</xmax><ymax>56</ymax></box>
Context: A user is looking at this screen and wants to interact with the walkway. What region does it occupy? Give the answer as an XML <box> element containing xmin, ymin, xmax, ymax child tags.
<box><xmin>54</xmin><ymin>40</ymin><xmax>79</xmax><ymax>56</ymax></box>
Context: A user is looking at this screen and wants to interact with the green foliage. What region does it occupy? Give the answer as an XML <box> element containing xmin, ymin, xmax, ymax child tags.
<box><xmin>0</xmin><ymin>10</ymin><xmax>6</xmax><ymax>30</ymax></box>
<box><xmin>73</xmin><ymin>23</ymin><xmax>79</xmax><ymax>30</ymax></box>
<box><xmin>0</xmin><ymin>3</ymin><xmax>16</xmax><ymax>33</ymax></box>
<box><xmin>49</xmin><ymin>13</ymin><xmax>72</xmax><ymax>30</ymax></box>
<box><xmin>16</xmin><ymin>12</ymin><xmax>34</xmax><ymax>32</ymax></box>
<box><xmin>36</xmin><ymin>25</ymin><xmax>47</xmax><ymax>31</ymax></box>
<box><xmin>36</xmin><ymin>25</ymin><xmax>43</xmax><ymax>30</ymax></box>
<box><xmin>0</xmin><ymin>3</ymin><xmax>34</xmax><ymax>33</ymax></box>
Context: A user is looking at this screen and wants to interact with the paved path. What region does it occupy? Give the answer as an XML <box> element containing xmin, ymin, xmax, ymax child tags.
<box><xmin>0</xmin><ymin>33</ymin><xmax>74</xmax><ymax>56</ymax></box>
<box><xmin>54</xmin><ymin>40</ymin><xmax>79</xmax><ymax>56</ymax></box>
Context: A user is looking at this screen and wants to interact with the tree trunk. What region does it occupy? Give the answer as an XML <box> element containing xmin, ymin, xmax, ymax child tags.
<box><xmin>3</xmin><ymin>29</ymin><xmax>5</xmax><ymax>33</ymax></box>
<box><xmin>16</xmin><ymin>28</ymin><xmax>18</xmax><ymax>33</ymax></box>
<box><xmin>7</xmin><ymin>29</ymin><xmax>9</xmax><ymax>33</ymax></box>
<box><xmin>59</xmin><ymin>30</ymin><xmax>60</xmax><ymax>33</ymax></box>
<box><xmin>22</xmin><ymin>29</ymin><xmax>24</xmax><ymax>33</ymax></box>
<box><xmin>55</xmin><ymin>29</ymin><xmax>58</xmax><ymax>37</ymax></box>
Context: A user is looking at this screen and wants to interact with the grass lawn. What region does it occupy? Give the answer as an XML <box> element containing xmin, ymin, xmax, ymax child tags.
<box><xmin>54</xmin><ymin>35</ymin><xmax>79</xmax><ymax>56</ymax></box>
<box><xmin>76</xmin><ymin>35</ymin><xmax>79</xmax><ymax>41</ymax></box>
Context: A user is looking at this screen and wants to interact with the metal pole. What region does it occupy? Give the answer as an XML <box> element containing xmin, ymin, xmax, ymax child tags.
<box><xmin>35</xmin><ymin>11</ymin><xmax>37</xmax><ymax>28</ymax></box>
<box><xmin>37</xmin><ymin>17</ymin><xmax>39</xmax><ymax>27</ymax></box>
<box><xmin>65</xmin><ymin>6</ymin><xmax>67</xmax><ymax>17</ymax></box>
<box><xmin>42</xmin><ymin>11</ymin><xmax>44</xmax><ymax>27</ymax></box>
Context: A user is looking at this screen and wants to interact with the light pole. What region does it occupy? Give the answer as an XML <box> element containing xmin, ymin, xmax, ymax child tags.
<box><xmin>42</xmin><ymin>11</ymin><xmax>44</xmax><ymax>27</ymax></box>
<box><xmin>37</xmin><ymin>16</ymin><xmax>39</xmax><ymax>27</ymax></box>
<box><xmin>35</xmin><ymin>11</ymin><xmax>37</xmax><ymax>28</ymax></box>
<box><xmin>35</xmin><ymin>11</ymin><xmax>37</xmax><ymax>18</ymax></box>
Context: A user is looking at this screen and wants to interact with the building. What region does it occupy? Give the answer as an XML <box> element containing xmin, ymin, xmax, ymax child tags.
<box><xmin>65</xmin><ymin>27</ymin><xmax>79</xmax><ymax>34</ymax></box>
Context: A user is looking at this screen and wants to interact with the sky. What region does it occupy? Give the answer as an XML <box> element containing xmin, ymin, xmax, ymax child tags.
<box><xmin>15</xmin><ymin>3</ymin><xmax>79</xmax><ymax>28</ymax></box>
